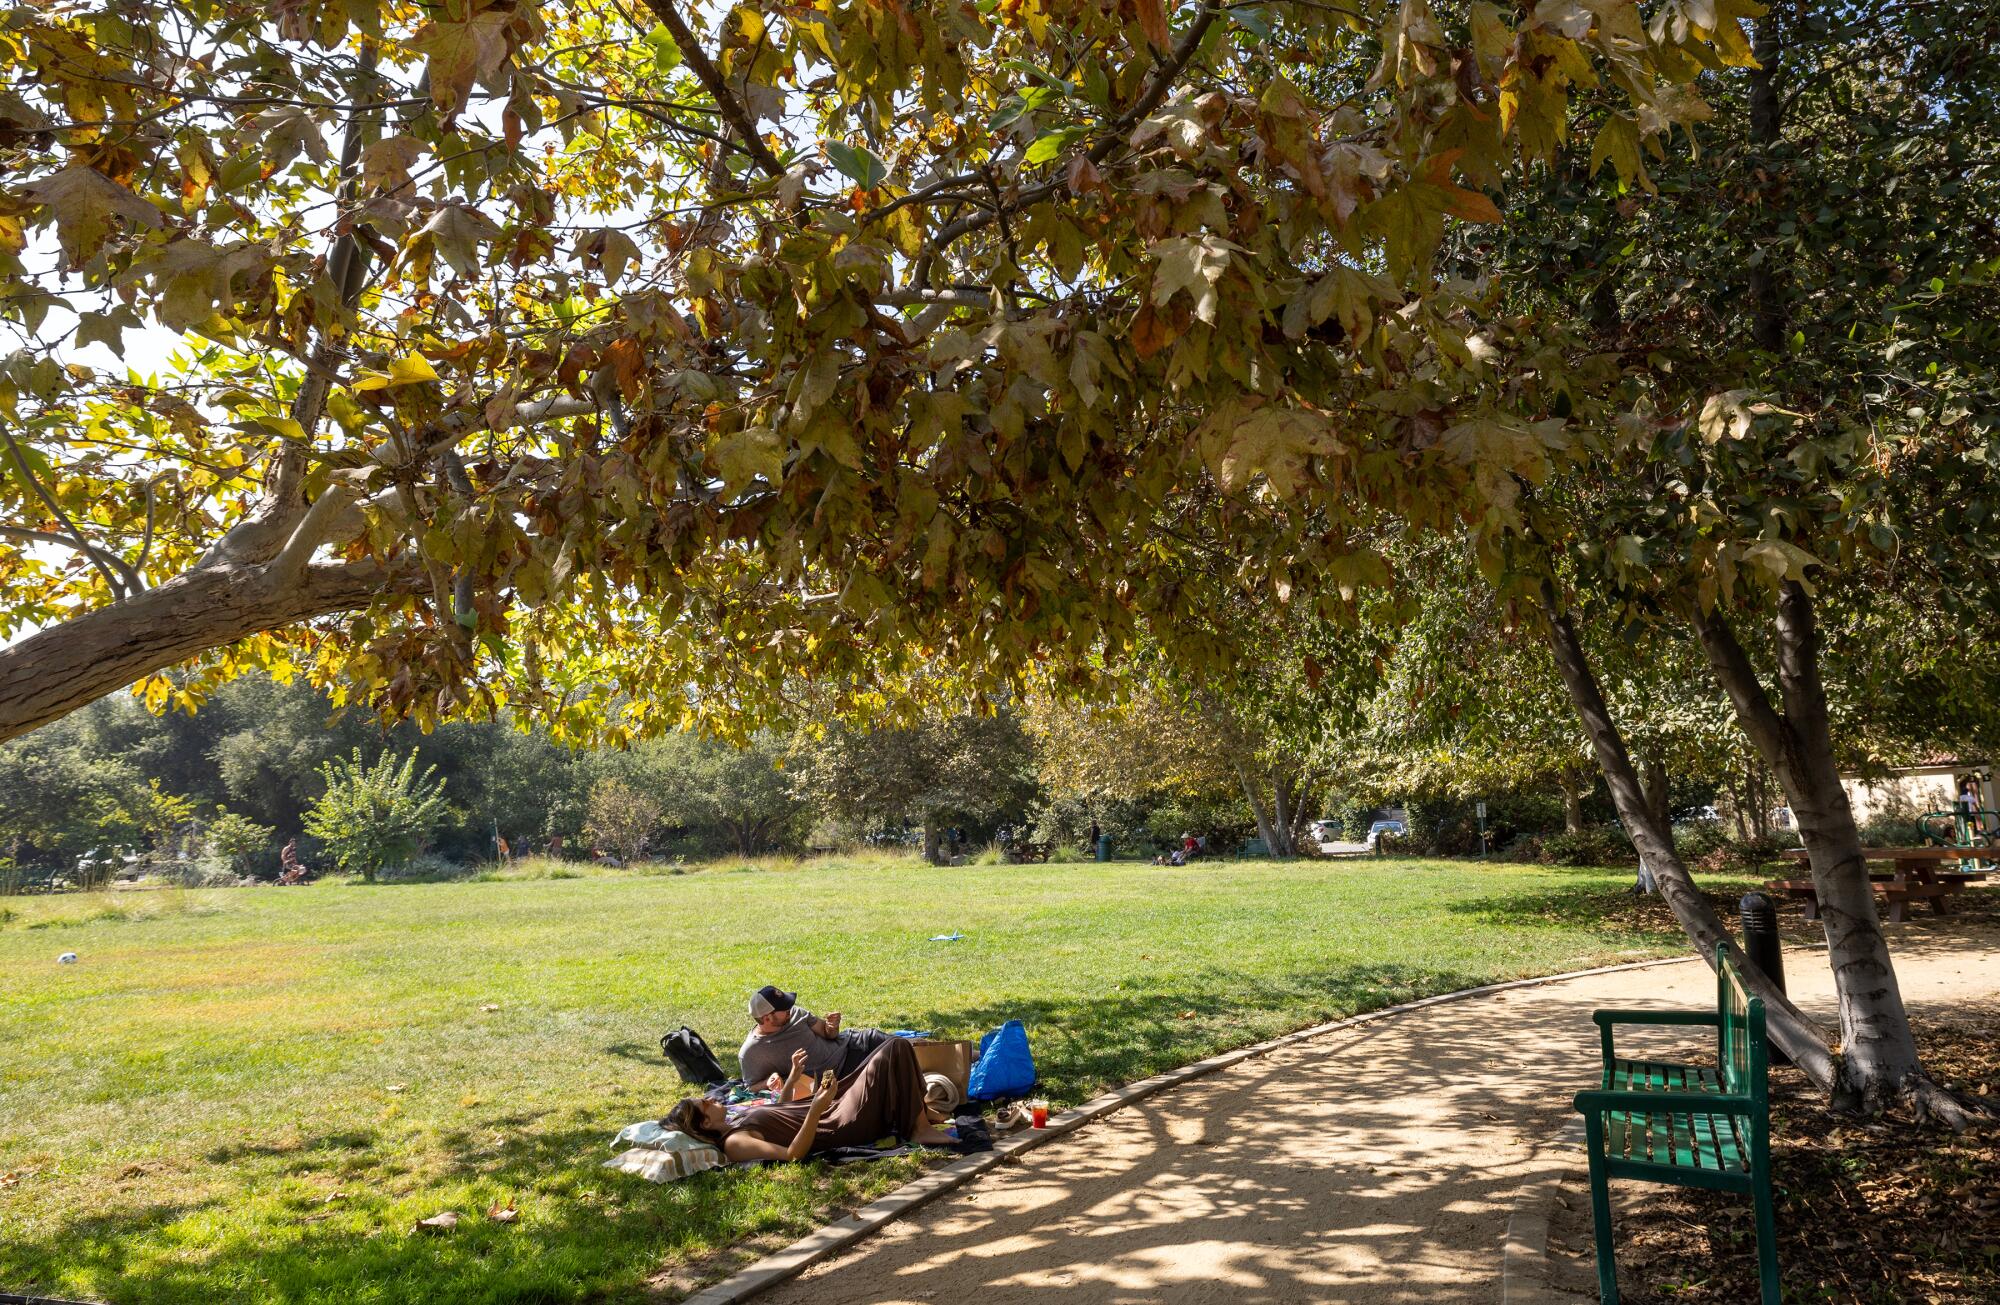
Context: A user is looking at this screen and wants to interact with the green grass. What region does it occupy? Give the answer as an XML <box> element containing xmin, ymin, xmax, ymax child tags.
<box><xmin>0</xmin><ymin>855</ymin><xmax>1731</xmax><ymax>1304</ymax></box>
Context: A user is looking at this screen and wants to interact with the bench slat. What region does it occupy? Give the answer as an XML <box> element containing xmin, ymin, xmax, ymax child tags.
<box><xmin>1602</xmin><ymin>1109</ymin><xmax>1750</xmax><ymax>1172</ymax></box>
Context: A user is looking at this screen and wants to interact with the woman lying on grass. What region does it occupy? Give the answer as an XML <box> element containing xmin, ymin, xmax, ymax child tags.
<box><xmin>666</xmin><ymin>1036</ymin><xmax>958</xmax><ymax>1162</ymax></box>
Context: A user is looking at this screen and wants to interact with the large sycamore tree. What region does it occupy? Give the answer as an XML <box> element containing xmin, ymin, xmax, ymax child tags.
<box><xmin>0</xmin><ymin>0</ymin><xmax>1752</xmax><ymax>744</ymax></box>
<box><xmin>23</xmin><ymin>1</ymin><xmax>1983</xmax><ymax>1115</ymax></box>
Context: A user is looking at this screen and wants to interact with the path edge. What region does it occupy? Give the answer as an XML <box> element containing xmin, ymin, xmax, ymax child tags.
<box><xmin>679</xmin><ymin>948</ymin><xmax>1718</xmax><ymax>1305</ymax></box>
<box><xmin>1500</xmin><ymin>1120</ymin><xmax>1589</xmax><ymax>1305</ymax></box>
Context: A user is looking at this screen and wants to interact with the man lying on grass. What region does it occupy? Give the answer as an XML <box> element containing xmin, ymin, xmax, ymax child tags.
<box><xmin>667</xmin><ymin>1037</ymin><xmax>956</xmax><ymax>1162</ymax></box>
<box><xmin>739</xmin><ymin>983</ymin><xmax>894</xmax><ymax>1084</ymax></box>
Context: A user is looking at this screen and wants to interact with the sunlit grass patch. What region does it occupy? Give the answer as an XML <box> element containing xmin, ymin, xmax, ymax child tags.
<box><xmin>0</xmin><ymin>853</ymin><xmax>1723</xmax><ymax>1303</ymax></box>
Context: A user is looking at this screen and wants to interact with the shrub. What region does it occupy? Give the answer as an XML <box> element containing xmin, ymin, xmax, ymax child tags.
<box><xmin>1538</xmin><ymin>826</ymin><xmax>1634</xmax><ymax>867</ymax></box>
<box><xmin>160</xmin><ymin>856</ymin><xmax>241</xmax><ymax>888</ymax></box>
<box><xmin>1402</xmin><ymin>796</ymin><xmax>1483</xmax><ymax>855</ymax></box>
<box><xmin>303</xmin><ymin>750</ymin><xmax>453</xmax><ymax>883</ymax></box>
<box><xmin>205</xmin><ymin>812</ymin><xmax>276</xmax><ymax>877</ymax></box>
<box><xmin>583</xmin><ymin>778</ymin><xmax>665</xmax><ymax>864</ymax></box>
<box><xmin>1693</xmin><ymin>832</ymin><xmax>1790</xmax><ymax>875</ymax></box>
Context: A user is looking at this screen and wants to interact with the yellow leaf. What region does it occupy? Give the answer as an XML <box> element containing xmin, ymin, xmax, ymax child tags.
<box><xmin>353</xmin><ymin>352</ymin><xmax>440</xmax><ymax>392</ymax></box>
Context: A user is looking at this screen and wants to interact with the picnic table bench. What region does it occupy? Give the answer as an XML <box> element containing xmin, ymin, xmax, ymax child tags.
<box><xmin>1770</xmin><ymin>847</ymin><xmax>1992</xmax><ymax>921</ymax></box>
<box><xmin>1001</xmin><ymin>838</ymin><xmax>1050</xmax><ymax>864</ymax></box>
<box><xmin>1573</xmin><ymin>939</ymin><xmax>1778</xmax><ymax>1305</ymax></box>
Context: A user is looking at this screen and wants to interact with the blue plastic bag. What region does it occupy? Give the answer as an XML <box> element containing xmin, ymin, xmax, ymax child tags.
<box><xmin>967</xmin><ymin>1020</ymin><xmax>1036</xmax><ymax>1100</ymax></box>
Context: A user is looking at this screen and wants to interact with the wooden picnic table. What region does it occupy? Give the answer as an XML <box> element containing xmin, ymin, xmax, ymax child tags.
<box><xmin>1770</xmin><ymin>847</ymin><xmax>1993</xmax><ymax>922</ymax></box>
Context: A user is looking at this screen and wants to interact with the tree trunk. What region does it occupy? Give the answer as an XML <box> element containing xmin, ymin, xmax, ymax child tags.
<box><xmin>1641</xmin><ymin>758</ymin><xmax>1670</xmax><ymax>828</ymax></box>
<box><xmin>1690</xmin><ymin>589</ymin><xmax>1964</xmax><ymax>1118</ymax></box>
<box><xmin>1236</xmin><ymin>758</ymin><xmax>1279</xmax><ymax>855</ymax></box>
<box><xmin>1723</xmin><ymin>768</ymin><xmax>1749</xmax><ymax>841</ymax></box>
<box><xmin>1270</xmin><ymin>771</ymin><xmax>1297</xmax><ymax>858</ymax></box>
<box><xmin>1539</xmin><ymin>594</ymin><xmax>1843</xmax><ymax>1091</ymax></box>
<box><xmin>0</xmin><ymin>560</ymin><xmax>386</xmax><ymax>743</ymax></box>
<box><xmin>1562</xmin><ymin>782</ymin><xmax>1586</xmax><ymax>834</ymax></box>
<box><xmin>1288</xmin><ymin>774</ymin><xmax>1319</xmax><ymax>856</ymax></box>
<box><xmin>921</xmin><ymin>818</ymin><xmax>942</xmax><ymax>866</ymax></box>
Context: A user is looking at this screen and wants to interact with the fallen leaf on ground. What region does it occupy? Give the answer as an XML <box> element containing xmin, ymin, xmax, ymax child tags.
<box><xmin>416</xmin><ymin>1210</ymin><xmax>460</xmax><ymax>1233</ymax></box>
<box><xmin>384</xmin><ymin>1084</ymin><xmax>406</xmax><ymax>1093</ymax></box>
<box><xmin>487</xmin><ymin>1201</ymin><xmax>518</xmax><ymax>1224</ymax></box>
<box><xmin>480</xmin><ymin>1003</ymin><xmax>500</xmax><ymax>1012</ymax></box>
<box><xmin>1178</xmin><ymin>1010</ymin><xmax>1196</xmax><ymax>1019</ymax></box>
<box><xmin>324</xmin><ymin>1191</ymin><xmax>347</xmax><ymax>1204</ymax></box>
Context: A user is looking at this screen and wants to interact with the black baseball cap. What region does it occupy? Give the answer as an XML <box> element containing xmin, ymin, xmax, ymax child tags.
<box><xmin>749</xmin><ymin>985</ymin><xmax>797</xmax><ymax>1018</ymax></box>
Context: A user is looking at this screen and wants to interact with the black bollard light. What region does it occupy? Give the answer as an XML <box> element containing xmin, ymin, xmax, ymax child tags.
<box><xmin>1739</xmin><ymin>892</ymin><xmax>1791</xmax><ymax>1067</ymax></box>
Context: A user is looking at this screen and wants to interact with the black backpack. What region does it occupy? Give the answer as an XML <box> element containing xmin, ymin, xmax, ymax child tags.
<box><xmin>661</xmin><ymin>1025</ymin><xmax>728</xmax><ymax>1086</ymax></box>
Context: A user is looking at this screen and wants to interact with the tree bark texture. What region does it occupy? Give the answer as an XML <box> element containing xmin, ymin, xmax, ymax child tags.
<box><xmin>1692</xmin><ymin>587</ymin><xmax>1925</xmax><ymax>1110</ymax></box>
<box><xmin>1539</xmin><ymin>595</ymin><xmax>1843</xmax><ymax>1092</ymax></box>
<box><xmin>1641</xmin><ymin>758</ymin><xmax>1670</xmax><ymax>828</ymax></box>
<box><xmin>0</xmin><ymin>559</ymin><xmax>384</xmax><ymax>743</ymax></box>
<box><xmin>1236</xmin><ymin>758</ymin><xmax>1280</xmax><ymax>857</ymax></box>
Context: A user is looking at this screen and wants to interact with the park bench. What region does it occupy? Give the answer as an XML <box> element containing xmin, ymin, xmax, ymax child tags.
<box><xmin>1573</xmin><ymin>939</ymin><xmax>1778</xmax><ymax>1305</ymax></box>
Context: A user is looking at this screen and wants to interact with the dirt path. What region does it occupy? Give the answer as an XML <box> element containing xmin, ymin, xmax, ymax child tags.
<box><xmin>761</xmin><ymin>923</ymin><xmax>2000</xmax><ymax>1305</ymax></box>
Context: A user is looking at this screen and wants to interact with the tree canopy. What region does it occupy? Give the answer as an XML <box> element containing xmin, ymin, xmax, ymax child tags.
<box><xmin>1</xmin><ymin>0</ymin><xmax>1763</xmax><ymax>742</ymax></box>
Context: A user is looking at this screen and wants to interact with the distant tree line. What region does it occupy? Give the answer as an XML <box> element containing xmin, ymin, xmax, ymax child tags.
<box><xmin>0</xmin><ymin>673</ymin><xmax>1047</xmax><ymax>883</ymax></box>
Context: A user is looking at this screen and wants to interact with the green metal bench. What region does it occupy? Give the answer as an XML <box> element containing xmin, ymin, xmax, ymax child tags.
<box><xmin>1572</xmin><ymin>939</ymin><xmax>1778</xmax><ymax>1305</ymax></box>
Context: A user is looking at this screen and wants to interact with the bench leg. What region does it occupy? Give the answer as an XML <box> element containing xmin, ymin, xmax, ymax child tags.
<box><xmin>1887</xmin><ymin>899</ymin><xmax>1907</xmax><ymax>924</ymax></box>
<box><xmin>1584</xmin><ymin>1115</ymin><xmax>1619</xmax><ymax>1305</ymax></box>
<box><xmin>1753</xmin><ymin>1186</ymin><xmax>1781</xmax><ymax>1305</ymax></box>
<box><xmin>1801</xmin><ymin>896</ymin><xmax>1819</xmax><ymax>921</ymax></box>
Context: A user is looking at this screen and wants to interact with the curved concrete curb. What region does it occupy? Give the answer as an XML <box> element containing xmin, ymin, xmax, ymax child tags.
<box><xmin>1501</xmin><ymin>1121</ymin><xmax>1589</xmax><ymax>1305</ymax></box>
<box><xmin>679</xmin><ymin>950</ymin><xmax>1712</xmax><ymax>1305</ymax></box>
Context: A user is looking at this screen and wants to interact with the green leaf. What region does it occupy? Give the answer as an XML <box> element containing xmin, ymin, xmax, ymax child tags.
<box><xmin>823</xmin><ymin>141</ymin><xmax>887</xmax><ymax>189</ymax></box>
<box><xmin>1024</xmin><ymin>127</ymin><xmax>1087</xmax><ymax>166</ymax></box>
<box><xmin>642</xmin><ymin>25</ymin><xmax>682</xmax><ymax>73</ymax></box>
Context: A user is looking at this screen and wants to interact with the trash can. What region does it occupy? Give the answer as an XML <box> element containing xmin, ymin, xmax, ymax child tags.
<box><xmin>1096</xmin><ymin>834</ymin><xmax>1111</xmax><ymax>862</ymax></box>
<box><xmin>1739</xmin><ymin>891</ymin><xmax>1790</xmax><ymax>1067</ymax></box>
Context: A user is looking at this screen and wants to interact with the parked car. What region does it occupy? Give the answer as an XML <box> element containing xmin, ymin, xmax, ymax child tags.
<box><xmin>1365</xmin><ymin>819</ymin><xmax>1407</xmax><ymax>848</ymax></box>
<box><xmin>1309</xmin><ymin>819</ymin><xmax>1343</xmax><ymax>844</ymax></box>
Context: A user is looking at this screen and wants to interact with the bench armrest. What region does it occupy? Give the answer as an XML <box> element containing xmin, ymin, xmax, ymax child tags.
<box><xmin>1573</xmin><ymin>1088</ymin><xmax>1755</xmax><ymax>1115</ymax></box>
<box><xmin>1590</xmin><ymin>1008</ymin><xmax>1720</xmax><ymax>1072</ymax></box>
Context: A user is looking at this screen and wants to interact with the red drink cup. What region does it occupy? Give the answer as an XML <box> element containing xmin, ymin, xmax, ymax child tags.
<box><xmin>1030</xmin><ymin>1100</ymin><xmax>1049</xmax><ymax>1129</ymax></box>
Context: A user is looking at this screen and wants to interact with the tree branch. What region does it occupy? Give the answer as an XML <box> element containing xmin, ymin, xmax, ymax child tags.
<box><xmin>0</xmin><ymin>523</ymin><xmax>142</xmax><ymax>595</ymax></box>
<box><xmin>1</xmin><ymin>428</ymin><xmax>137</xmax><ymax>599</ymax></box>
<box><xmin>907</xmin><ymin>2</ymin><xmax>1222</xmax><ymax>290</ymax></box>
<box><xmin>635</xmin><ymin>0</ymin><xmax>786</xmax><ymax>178</ymax></box>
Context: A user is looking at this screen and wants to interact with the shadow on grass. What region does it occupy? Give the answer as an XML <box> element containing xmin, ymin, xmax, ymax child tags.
<box><xmin>3</xmin><ymin>1116</ymin><xmax>919</xmax><ymax>1305</ymax></box>
<box><xmin>895</xmin><ymin>960</ymin><xmax>1492</xmax><ymax>1105</ymax></box>
<box><xmin>5</xmin><ymin>959</ymin><xmax>1520</xmax><ymax>1305</ymax></box>
<box><xmin>1439</xmin><ymin>877</ymin><xmax>1820</xmax><ymax>945</ymax></box>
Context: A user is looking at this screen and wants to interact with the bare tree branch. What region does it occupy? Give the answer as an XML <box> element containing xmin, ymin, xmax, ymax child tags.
<box><xmin>635</xmin><ymin>0</ymin><xmax>786</xmax><ymax>178</ymax></box>
<box><xmin>1</xmin><ymin>428</ymin><xmax>137</xmax><ymax>600</ymax></box>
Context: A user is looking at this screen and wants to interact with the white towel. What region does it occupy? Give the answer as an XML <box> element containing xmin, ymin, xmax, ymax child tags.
<box><xmin>602</xmin><ymin>1123</ymin><xmax>724</xmax><ymax>1182</ymax></box>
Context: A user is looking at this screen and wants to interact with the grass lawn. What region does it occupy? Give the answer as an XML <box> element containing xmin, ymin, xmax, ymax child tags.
<box><xmin>0</xmin><ymin>854</ymin><xmax>1734</xmax><ymax>1304</ymax></box>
